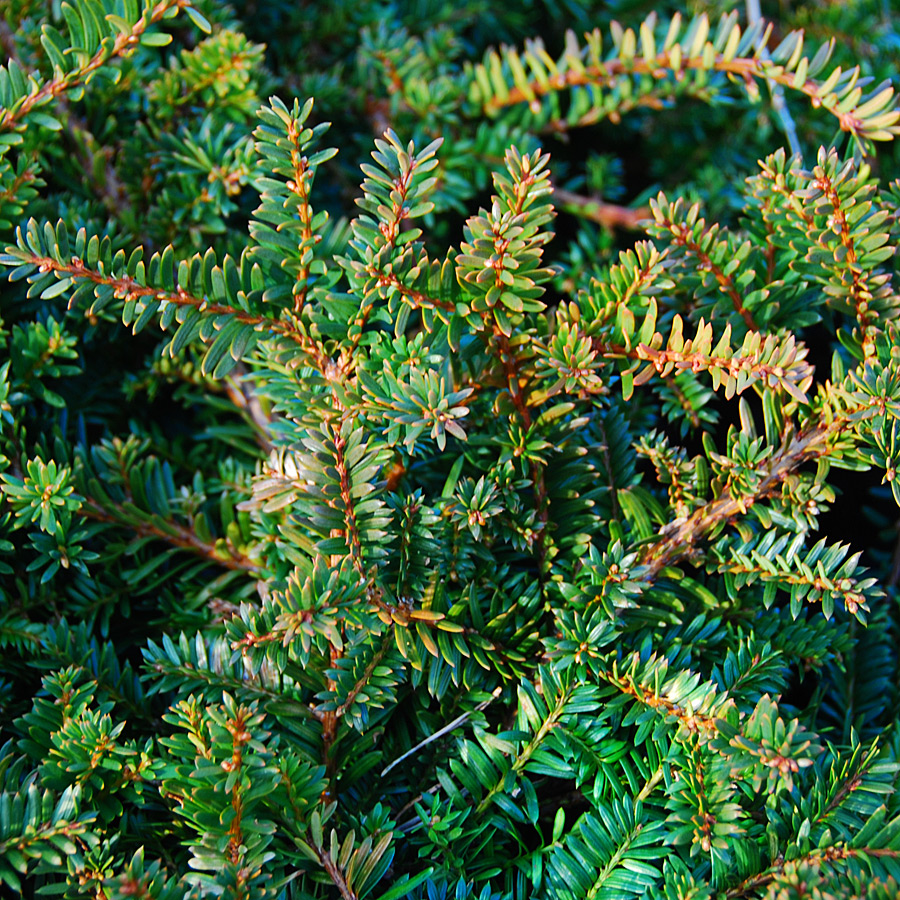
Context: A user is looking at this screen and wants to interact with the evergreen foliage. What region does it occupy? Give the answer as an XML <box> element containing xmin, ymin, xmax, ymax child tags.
<box><xmin>2</xmin><ymin>1</ymin><xmax>900</xmax><ymax>897</ymax></box>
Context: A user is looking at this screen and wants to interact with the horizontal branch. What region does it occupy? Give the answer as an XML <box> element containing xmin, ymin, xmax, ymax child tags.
<box><xmin>27</xmin><ymin>253</ymin><xmax>332</xmax><ymax>373</ymax></box>
<box><xmin>594</xmin><ymin>337</ymin><xmax>812</xmax><ymax>401</ymax></box>
<box><xmin>0</xmin><ymin>0</ymin><xmax>183</xmax><ymax>133</ymax></box>
<box><xmin>712</xmin><ymin>558</ymin><xmax>868</xmax><ymax>614</ymax></box>
<box><xmin>81</xmin><ymin>497</ymin><xmax>262</xmax><ymax>574</ymax></box>
<box><xmin>480</xmin><ymin>44</ymin><xmax>898</xmax><ymax>141</ymax></box>
<box><xmin>553</xmin><ymin>188</ymin><xmax>648</xmax><ymax>231</ymax></box>
<box><xmin>727</xmin><ymin>846</ymin><xmax>900</xmax><ymax>898</ymax></box>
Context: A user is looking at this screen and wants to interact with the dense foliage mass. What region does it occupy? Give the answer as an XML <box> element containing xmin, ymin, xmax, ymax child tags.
<box><xmin>3</xmin><ymin>0</ymin><xmax>900</xmax><ymax>897</ymax></box>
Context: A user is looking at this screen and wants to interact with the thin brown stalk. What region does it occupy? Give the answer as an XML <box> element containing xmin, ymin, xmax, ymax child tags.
<box><xmin>554</xmin><ymin>187</ymin><xmax>648</xmax><ymax>231</ymax></box>
<box><xmin>80</xmin><ymin>498</ymin><xmax>261</xmax><ymax>574</ymax></box>
<box><xmin>27</xmin><ymin>254</ymin><xmax>332</xmax><ymax>372</ymax></box>
<box><xmin>479</xmin><ymin>47</ymin><xmax>890</xmax><ymax>141</ymax></box>
<box><xmin>638</xmin><ymin>399</ymin><xmax>882</xmax><ymax>581</ymax></box>
<box><xmin>0</xmin><ymin>0</ymin><xmax>184</xmax><ymax>133</ymax></box>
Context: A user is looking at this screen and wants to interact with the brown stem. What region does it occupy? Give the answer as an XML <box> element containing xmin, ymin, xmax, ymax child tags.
<box><xmin>661</xmin><ymin>217</ymin><xmax>758</xmax><ymax>331</ymax></box>
<box><xmin>641</xmin><ymin>443</ymin><xmax>691</xmax><ymax>519</ymax></box>
<box><xmin>365</xmin><ymin>266</ymin><xmax>456</xmax><ymax>313</ymax></box>
<box><xmin>638</xmin><ymin>399</ymin><xmax>881</xmax><ymax>581</ymax></box>
<box><xmin>601</xmin><ymin>665</ymin><xmax>723</xmax><ymax>735</ymax></box>
<box><xmin>0</xmin><ymin>155</ymin><xmax>38</xmax><ymax>209</ymax></box>
<box><xmin>332</xmin><ymin>423</ymin><xmax>365</xmax><ymax>575</ymax></box>
<box><xmin>0</xmin><ymin>0</ymin><xmax>183</xmax><ymax>133</ymax></box>
<box><xmin>336</xmin><ymin>632</ymin><xmax>391</xmax><ymax>718</ymax></box>
<box><xmin>593</xmin><ymin>339</ymin><xmax>810</xmax><ymax>393</ymax></box>
<box><xmin>714</xmin><ymin>559</ymin><xmax>865</xmax><ymax>611</ymax></box>
<box><xmin>285</xmin><ymin>116</ymin><xmax>315</xmax><ymax>313</ymax></box>
<box><xmin>727</xmin><ymin>847</ymin><xmax>900</xmax><ymax>898</ymax></box>
<box><xmin>553</xmin><ymin>187</ymin><xmax>648</xmax><ymax>231</ymax></box>
<box><xmin>315</xmin><ymin>845</ymin><xmax>357</xmax><ymax>900</ymax></box>
<box><xmin>80</xmin><ymin>497</ymin><xmax>261</xmax><ymax>573</ymax></box>
<box><xmin>814</xmin><ymin>170</ymin><xmax>877</xmax><ymax>357</ymax></box>
<box><xmin>478</xmin><ymin>163</ymin><xmax>553</xmax><ymax>582</ymax></box>
<box><xmin>811</xmin><ymin>746</ymin><xmax>879</xmax><ymax>831</ymax></box>
<box><xmin>224</xmin><ymin>708</ymin><xmax>250</xmax><ymax>868</ymax></box>
<box><xmin>492</xmin><ymin>324</ymin><xmax>551</xmax><ymax>578</ymax></box>
<box><xmin>480</xmin><ymin>47</ymin><xmax>885</xmax><ymax>140</ymax></box>
<box><xmin>29</xmin><ymin>253</ymin><xmax>332</xmax><ymax>373</ymax></box>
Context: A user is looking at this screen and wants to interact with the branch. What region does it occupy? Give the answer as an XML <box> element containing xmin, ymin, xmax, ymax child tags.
<box><xmin>727</xmin><ymin>846</ymin><xmax>900</xmax><ymax>898</ymax></box>
<box><xmin>475</xmin><ymin>683</ymin><xmax>572</xmax><ymax>813</ymax></box>
<box><xmin>638</xmin><ymin>399</ymin><xmax>882</xmax><ymax>580</ymax></box>
<box><xmin>649</xmin><ymin>202</ymin><xmax>758</xmax><ymax>331</ymax></box>
<box><xmin>364</xmin><ymin>265</ymin><xmax>456</xmax><ymax>313</ymax></box>
<box><xmin>315</xmin><ymin>845</ymin><xmax>357</xmax><ymax>900</ymax></box>
<box><xmin>813</xmin><ymin>165</ymin><xmax>879</xmax><ymax>357</ymax></box>
<box><xmin>80</xmin><ymin>497</ymin><xmax>262</xmax><ymax>574</ymax></box>
<box><xmin>599</xmin><ymin>664</ymin><xmax>725</xmax><ymax>737</ymax></box>
<box><xmin>594</xmin><ymin>329</ymin><xmax>813</xmax><ymax>402</ymax></box>
<box><xmin>477</xmin><ymin>32</ymin><xmax>899</xmax><ymax>143</ymax></box>
<box><xmin>335</xmin><ymin>632</ymin><xmax>392</xmax><ymax>719</ymax></box>
<box><xmin>0</xmin><ymin>0</ymin><xmax>185</xmax><ymax>133</ymax></box>
<box><xmin>26</xmin><ymin>253</ymin><xmax>332</xmax><ymax>373</ymax></box>
<box><xmin>284</xmin><ymin>116</ymin><xmax>316</xmax><ymax>313</ymax></box>
<box><xmin>553</xmin><ymin>187</ymin><xmax>648</xmax><ymax>231</ymax></box>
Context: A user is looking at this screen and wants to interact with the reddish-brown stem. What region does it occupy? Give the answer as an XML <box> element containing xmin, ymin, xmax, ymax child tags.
<box><xmin>489</xmin><ymin>325</ymin><xmax>551</xmax><ymax>579</ymax></box>
<box><xmin>80</xmin><ymin>498</ymin><xmax>261</xmax><ymax>573</ymax></box>
<box><xmin>600</xmin><ymin>666</ymin><xmax>724</xmax><ymax>736</ymax></box>
<box><xmin>727</xmin><ymin>847</ymin><xmax>900</xmax><ymax>898</ymax></box>
<box><xmin>0</xmin><ymin>0</ymin><xmax>184</xmax><ymax>133</ymax></box>
<box><xmin>815</xmin><ymin>171</ymin><xmax>878</xmax><ymax>357</ymax></box>
<box><xmin>759</xmin><ymin>163</ymin><xmax>878</xmax><ymax>355</ymax></box>
<box><xmin>224</xmin><ymin>709</ymin><xmax>250</xmax><ymax>868</ymax></box>
<box><xmin>29</xmin><ymin>254</ymin><xmax>332</xmax><ymax>372</ymax></box>
<box><xmin>0</xmin><ymin>157</ymin><xmax>38</xmax><ymax>207</ymax></box>
<box><xmin>660</xmin><ymin>218</ymin><xmax>758</xmax><ymax>331</ymax></box>
<box><xmin>638</xmin><ymin>399</ymin><xmax>883</xmax><ymax>580</ymax></box>
<box><xmin>641</xmin><ymin>446</ymin><xmax>691</xmax><ymax>519</ymax></box>
<box><xmin>714</xmin><ymin>559</ymin><xmax>866</xmax><ymax>613</ymax></box>
<box><xmin>332</xmin><ymin>424</ymin><xmax>365</xmax><ymax>576</ymax></box>
<box><xmin>553</xmin><ymin>187</ymin><xmax>648</xmax><ymax>231</ymax></box>
<box><xmin>366</xmin><ymin>266</ymin><xmax>456</xmax><ymax>312</ymax></box>
<box><xmin>480</xmin><ymin>48</ymin><xmax>883</xmax><ymax>140</ymax></box>
<box><xmin>476</xmin><ymin>171</ymin><xmax>553</xmax><ymax>580</ymax></box>
<box><xmin>689</xmin><ymin>745</ymin><xmax>716</xmax><ymax>853</ymax></box>
<box><xmin>285</xmin><ymin>117</ymin><xmax>315</xmax><ymax>313</ymax></box>
<box><xmin>593</xmin><ymin>339</ymin><xmax>810</xmax><ymax>391</ymax></box>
